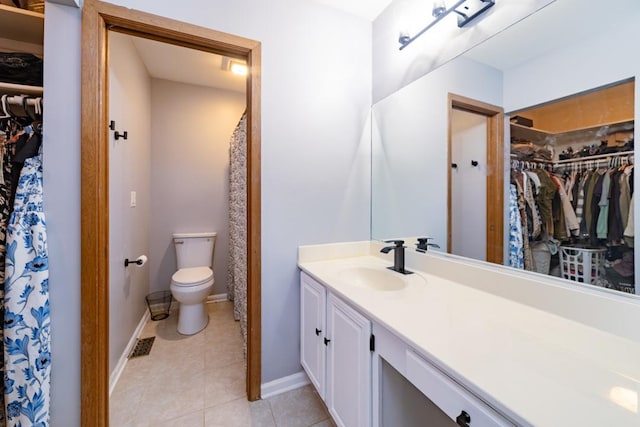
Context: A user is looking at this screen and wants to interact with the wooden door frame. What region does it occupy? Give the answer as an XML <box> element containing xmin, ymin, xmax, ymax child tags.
<box><xmin>81</xmin><ymin>1</ymin><xmax>262</xmax><ymax>425</ymax></box>
<box><xmin>447</xmin><ymin>93</ymin><xmax>504</xmax><ymax>264</ymax></box>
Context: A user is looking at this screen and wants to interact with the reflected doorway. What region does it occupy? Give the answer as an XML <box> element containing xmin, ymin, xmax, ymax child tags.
<box><xmin>447</xmin><ymin>94</ymin><xmax>504</xmax><ymax>264</ymax></box>
<box><xmin>451</xmin><ymin>109</ymin><xmax>488</xmax><ymax>261</ymax></box>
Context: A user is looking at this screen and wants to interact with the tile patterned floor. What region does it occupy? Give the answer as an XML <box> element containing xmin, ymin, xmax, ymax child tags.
<box><xmin>110</xmin><ymin>301</ymin><xmax>335</xmax><ymax>427</ymax></box>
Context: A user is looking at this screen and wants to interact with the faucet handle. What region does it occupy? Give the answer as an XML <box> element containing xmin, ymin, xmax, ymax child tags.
<box><xmin>416</xmin><ymin>237</ymin><xmax>439</xmax><ymax>251</ymax></box>
<box><xmin>384</xmin><ymin>239</ymin><xmax>405</xmax><ymax>247</ymax></box>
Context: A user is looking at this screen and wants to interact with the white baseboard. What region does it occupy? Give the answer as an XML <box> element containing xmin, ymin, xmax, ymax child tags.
<box><xmin>261</xmin><ymin>370</ymin><xmax>310</xmax><ymax>399</ymax></box>
<box><xmin>207</xmin><ymin>293</ymin><xmax>228</xmax><ymax>303</ymax></box>
<box><xmin>109</xmin><ymin>309</ymin><xmax>149</xmax><ymax>396</ymax></box>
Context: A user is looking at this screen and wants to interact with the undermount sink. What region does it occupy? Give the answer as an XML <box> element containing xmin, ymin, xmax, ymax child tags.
<box><xmin>337</xmin><ymin>266</ymin><xmax>410</xmax><ymax>291</ymax></box>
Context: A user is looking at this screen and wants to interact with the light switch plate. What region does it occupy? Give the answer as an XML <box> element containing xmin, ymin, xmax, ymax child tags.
<box><xmin>130</xmin><ymin>191</ymin><xmax>137</xmax><ymax>207</ymax></box>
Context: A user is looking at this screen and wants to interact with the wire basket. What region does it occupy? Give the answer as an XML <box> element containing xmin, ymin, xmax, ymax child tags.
<box><xmin>145</xmin><ymin>291</ymin><xmax>172</xmax><ymax>321</ymax></box>
<box><xmin>559</xmin><ymin>245</ymin><xmax>606</xmax><ymax>284</ymax></box>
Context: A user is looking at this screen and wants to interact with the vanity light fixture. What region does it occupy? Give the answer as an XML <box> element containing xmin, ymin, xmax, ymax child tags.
<box><xmin>398</xmin><ymin>0</ymin><xmax>495</xmax><ymax>50</ymax></box>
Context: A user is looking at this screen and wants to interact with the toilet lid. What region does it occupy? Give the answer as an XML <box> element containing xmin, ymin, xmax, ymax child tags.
<box><xmin>172</xmin><ymin>267</ymin><xmax>213</xmax><ymax>286</ymax></box>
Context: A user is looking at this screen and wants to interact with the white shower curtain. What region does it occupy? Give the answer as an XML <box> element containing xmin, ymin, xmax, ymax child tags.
<box><xmin>227</xmin><ymin>113</ymin><xmax>247</xmax><ymax>355</ymax></box>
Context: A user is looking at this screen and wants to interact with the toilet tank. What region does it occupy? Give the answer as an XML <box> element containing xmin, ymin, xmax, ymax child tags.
<box><xmin>173</xmin><ymin>232</ymin><xmax>217</xmax><ymax>269</ymax></box>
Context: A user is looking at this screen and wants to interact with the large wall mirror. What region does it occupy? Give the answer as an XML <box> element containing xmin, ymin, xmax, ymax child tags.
<box><xmin>371</xmin><ymin>0</ymin><xmax>640</xmax><ymax>296</ymax></box>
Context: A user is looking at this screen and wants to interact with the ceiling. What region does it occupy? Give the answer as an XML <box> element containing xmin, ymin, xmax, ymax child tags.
<box><xmin>464</xmin><ymin>0</ymin><xmax>639</xmax><ymax>70</ymax></box>
<box><xmin>312</xmin><ymin>0</ymin><xmax>393</xmax><ymax>21</ymax></box>
<box><xmin>129</xmin><ymin>36</ymin><xmax>246</xmax><ymax>94</ymax></box>
<box><xmin>123</xmin><ymin>0</ymin><xmax>393</xmax><ymax>92</ymax></box>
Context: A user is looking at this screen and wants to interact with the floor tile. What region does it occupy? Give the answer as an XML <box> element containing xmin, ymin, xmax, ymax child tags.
<box><xmin>204</xmin><ymin>398</ymin><xmax>251</xmax><ymax>427</ymax></box>
<box><xmin>204</xmin><ymin>361</ymin><xmax>246</xmax><ymax>408</ymax></box>
<box><xmin>132</xmin><ymin>364</ymin><xmax>205</xmax><ymax>424</ymax></box>
<box><xmin>110</xmin><ymin>302</ymin><xmax>334</xmax><ymax>427</ymax></box>
<box><xmin>310</xmin><ymin>418</ymin><xmax>337</xmax><ymax>427</ymax></box>
<box><xmin>155</xmin><ymin>410</ymin><xmax>205</xmax><ymax>427</ymax></box>
<box><xmin>267</xmin><ymin>385</ymin><xmax>329</xmax><ymax>427</ymax></box>
<box><xmin>249</xmin><ymin>399</ymin><xmax>277</xmax><ymax>427</ymax></box>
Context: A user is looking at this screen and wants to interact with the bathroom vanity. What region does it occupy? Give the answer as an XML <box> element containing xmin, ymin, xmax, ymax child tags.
<box><xmin>298</xmin><ymin>241</ymin><xmax>640</xmax><ymax>427</ymax></box>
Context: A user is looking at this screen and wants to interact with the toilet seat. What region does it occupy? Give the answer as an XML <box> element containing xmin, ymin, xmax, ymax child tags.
<box><xmin>171</xmin><ymin>266</ymin><xmax>213</xmax><ymax>287</ymax></box>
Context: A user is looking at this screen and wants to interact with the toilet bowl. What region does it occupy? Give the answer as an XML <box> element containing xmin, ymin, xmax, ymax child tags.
<box><xmin>170</xmin><ymin>266</ymin><xmax>214</xmax><ymax>335</ymax></box>
<box><xmin>170</xmin><ymin>232</ymin><xmax>217</xmax><ymax>335</ymax></box>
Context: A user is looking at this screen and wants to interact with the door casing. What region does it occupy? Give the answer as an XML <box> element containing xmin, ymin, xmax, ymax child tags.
<box><xmin>81</xmin><ymin>1</ymin><xmax>262</xmax><ymax>425</ymax></box>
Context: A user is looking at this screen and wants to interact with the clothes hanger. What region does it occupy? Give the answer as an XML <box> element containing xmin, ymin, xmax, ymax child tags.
<box><xmin>0</xmin><ymin>95</ymin><xmax>11</xmax><ymax>120</ymax></box>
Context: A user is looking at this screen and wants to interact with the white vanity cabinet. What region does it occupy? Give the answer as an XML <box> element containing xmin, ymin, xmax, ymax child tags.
<box><xmin>373</xmin><ymin>323</ymin><xmax>514</xmax><ymax>427</ymax></box>
<box><xmin>301</xmin><ymin>272</ymin><xmax>372</xmax><ymax>427</ymax></box>
<box><xmin>300</xmin><ymin>272</ymin><xmax>327</xmax><ymax>397</ymax></box>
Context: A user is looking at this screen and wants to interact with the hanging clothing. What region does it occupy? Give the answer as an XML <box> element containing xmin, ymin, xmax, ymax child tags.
<box><xmin>619</xmin><ymin>167</ymin><xmax>632</xmax><ymax>231</ymax></box>
<box><xmin>531</xmin><ymin>169</ymin><xmax>556</xmax><ymax>237</ymax></box>
<box><xmin>576</xmin><ymin>171</ymin><xmax>590</xmax><ymax>237</ymax></box>
<box><xmin>3</xmin><ymin>154</ymin><xmax>50</xmax><ymax>427</ymax></box>
<box><xmin>596</xmin><ymin>171</ymin><xmax>611</xmax><ymax>240</ymax></box>
<box><xmin>607</xmin><ymin>170</ymin><xmax>624</xmax><ymax>243</ymax></box>
<box><xmin>0</xmin><ymin>142</ymin><xmax>15</xmax><ymax>426</ymax></box>
<box><xmin>512</xmin><ymin>174</ymin><xmax>534</xmax><ymax>271</ymax></box>
<box><xmin>624</xmin><ymin>194</ymin><xmax>634</xmax><ymax>248</ymax></box>
<box><xmin>508</xmin><ymin>184</ymin><xmax>524</xmax><ymax>269</ymax></box>
<box><xmin>227</xmin><ymin>113</ymin><xmax>248</xmax><ymax>356</ymax></box>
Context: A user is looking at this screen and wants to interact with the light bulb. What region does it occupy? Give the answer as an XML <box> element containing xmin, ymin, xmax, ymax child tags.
<box><xmin>432</xmin><ymin>1</ymin><xmax>446</xmax><ymax>17</ymax></box>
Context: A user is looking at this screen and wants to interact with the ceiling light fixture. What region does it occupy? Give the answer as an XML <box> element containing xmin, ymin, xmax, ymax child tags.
<box><xmin>230</xmin><ymin>62</ymin><xmax>248</xmax><ymax>76</ymax></box>
<box><xmin>398</xmin><ymin>0</ymin><xmax>495</xmax><ymax>50</ymax></box>
<box><xmin>221</xmin><ymin>57</ymin><xmax>248</xmax><ymax>76</ymax></box>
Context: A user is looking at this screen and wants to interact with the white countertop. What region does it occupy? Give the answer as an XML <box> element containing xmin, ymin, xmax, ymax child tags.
<box><xmin>298</xmin><ymin>252</ymin><xmax>640</xmax><ymax>426</ymax></box>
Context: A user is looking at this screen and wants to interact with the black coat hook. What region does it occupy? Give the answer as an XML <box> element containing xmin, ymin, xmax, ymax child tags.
<box><xmin>451</xmin><ymin>163</ymin><xmax>458</xmax><ymax>169</ymax></box>
<box><xmin>109</xmin><ymin>120</ymin><xmax>128</xmax><ymax>140</ymax></box>
<box><xmin>471</xmin><ymin>160</ymin><xmax>479</xmax><ymax>167</ymax></box>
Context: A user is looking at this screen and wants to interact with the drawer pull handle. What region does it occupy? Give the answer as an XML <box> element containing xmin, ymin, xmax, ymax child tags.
<box><xmin>315</xmin><ymin>328</ymin><xmax>321</xmax><ymax>336</ymax></box>
<box><xmin>456</xmin><ymin>410</ymin><xmax>471</xmax><ymax>427</ymax></box>
<box><xmin>324</xmin><ymin>337</ymin><xmax>331</xmax><ymax>346</ymax></box>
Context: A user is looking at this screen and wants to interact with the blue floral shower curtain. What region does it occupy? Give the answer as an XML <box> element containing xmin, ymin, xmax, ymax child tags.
<box><xmin>3</xmin><ymin>154</ymin><xmax>49</xmax><ymax>426</ymax></box>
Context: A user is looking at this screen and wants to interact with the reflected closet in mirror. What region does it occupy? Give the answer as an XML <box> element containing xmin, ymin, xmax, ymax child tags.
<box><xmin>509</xmin><ymin>79</ymin><xmax>635</xmax><ymax>294</ymax></box>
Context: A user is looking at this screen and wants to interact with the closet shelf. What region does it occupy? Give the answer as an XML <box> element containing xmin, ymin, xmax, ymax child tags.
<box><xmin>554</xmin><ymin>150</ymin><xmax>634</xmax><ymax>165</ymax></box>
<box><xmin>0</xmin><ymin>5</ymin><xmax>44</xmax><ymax>46</ymax></box>
<box><xmin>0</xmin><ymin>82</ymin><xmax>43</xmax><ymax>96</ymax></box>
<box><xmin>511</xmin><ymin>119</ymin><xmax>634</xmax><ymax>146</ymax></box>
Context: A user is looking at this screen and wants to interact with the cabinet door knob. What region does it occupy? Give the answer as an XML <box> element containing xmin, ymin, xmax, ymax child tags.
<box><xmin>315</xmin><ymin>328</ymin><xmax>322</xmax><ymax>336</ymax></box>
<box><xmin>456</xmin><ymin>410</ymin><xmax>471</xmax><ymax>426</ymax></box>
<box><xmin>324</xmin><ymin>337</ymin><xmax>331</xmax><ymax>346</ymax></box>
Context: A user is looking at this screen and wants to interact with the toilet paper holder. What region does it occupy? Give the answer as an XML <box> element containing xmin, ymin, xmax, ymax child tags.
<box><xmin>124</xmin><ymin>256</ymin><xmax>147</xmax><ymax>267</ymax></box>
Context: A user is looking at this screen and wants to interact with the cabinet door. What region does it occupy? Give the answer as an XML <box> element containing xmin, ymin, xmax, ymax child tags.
<box><xmin>326</xmin><ymin>293</ymin><xmax>372</xmax><ymax>427</ymax></box>
<box><xmin>301</xmin><ymin>273</ymin><xmax>327</xmax><ymax>398</ymax></box>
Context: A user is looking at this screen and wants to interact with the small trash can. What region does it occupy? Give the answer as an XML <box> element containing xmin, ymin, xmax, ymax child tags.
<box><xmin>145</xmin><ymin>291</ymin><xmax>172</xmax><ymax>321</ymax></box>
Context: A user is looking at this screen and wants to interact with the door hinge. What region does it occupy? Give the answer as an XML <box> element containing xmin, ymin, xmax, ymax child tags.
<box><xmin>370</xmin><ymin>334</ymin><xmax>375</xmax><ymax>352</ymax></box>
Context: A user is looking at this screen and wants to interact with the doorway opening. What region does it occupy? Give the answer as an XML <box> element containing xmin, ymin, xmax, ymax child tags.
<box><xmin>447</xmin><ymin>93</ymin><xmax>504</xmax><ymax>264</ymax></box>
<box><xmin>81</xmin><ymin>1</ymin><xmax>262</xmax><ymax>425</ymax></box>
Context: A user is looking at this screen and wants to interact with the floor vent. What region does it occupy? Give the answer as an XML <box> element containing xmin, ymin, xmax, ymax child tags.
<box><xmin>129</xmin><ymin>337</ymin><xmax>155</xmax><ymax>358</ymax></box>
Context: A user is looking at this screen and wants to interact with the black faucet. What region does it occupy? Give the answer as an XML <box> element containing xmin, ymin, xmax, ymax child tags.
<box><xmin>416</xmin><ymin>237</ymin><xmax>440</xmax><ymax>252</ymax></box>
<box><xmin>380</xmin><ymin>240</ymin><xmax>413</xmax><ymax>275</ymax></box>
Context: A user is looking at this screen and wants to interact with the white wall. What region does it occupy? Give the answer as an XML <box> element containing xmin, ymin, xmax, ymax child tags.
<box><xmin>150</xmin><ymin>79</ymin><xmax>245</xmax><ymax>296</ymax></box>
<box><xmin>371</xmin><ymin>56</ymin><xmax>502</xmax><ymax>248</ymax></box>
<box><xmin>503</xmin><ymin>14</ymin><xmax>640</xmax><ymax>112</ymax></box>
<box><xmin>44</xmin><ymin>1</ymin><xmax>372</xmax><ymax>423</ymax></box>
<box><xmin>372</xmin><ymin>0</ymin><xmax>553</xmax><ymax>102</ymax></box>
<box><xmin>43</xmin><ymin>3</ymin><xmax>82</xmax><ymax>426</ymax></box>
<box><xmin>108</xmin><ymin>33</ymin><xmax>152</xmax><ymax>374</ymax></box>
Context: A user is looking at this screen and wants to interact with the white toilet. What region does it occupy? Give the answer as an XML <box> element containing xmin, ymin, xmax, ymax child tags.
<box><xmin>170</xmin><ymin>232</ymin><xmax>216</xmax><ymax>335</ymax></box>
